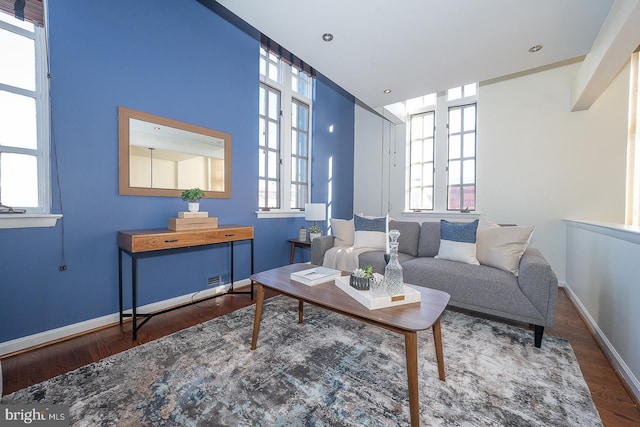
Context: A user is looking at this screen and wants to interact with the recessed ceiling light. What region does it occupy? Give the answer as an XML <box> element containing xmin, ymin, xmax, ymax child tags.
<box><xmin>322</xmin><ymin>33</ymin><xmax>333</xmax><ymax>42</ymax></box>
<box><xmin>528</xmin><ymin>45</ymin><xmax>543</xmax><ymax>53</ymax></box>
<box><xmin>383</xmin><ymin>89</ymin><xmax>392</xmax><ymax>94</ymax></box>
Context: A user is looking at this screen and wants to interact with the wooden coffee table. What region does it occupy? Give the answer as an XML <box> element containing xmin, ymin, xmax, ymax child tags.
<box><xmin>250</xmin><ymin>263</ymin><xmax>451</xmax><ymax>427</ymax></box>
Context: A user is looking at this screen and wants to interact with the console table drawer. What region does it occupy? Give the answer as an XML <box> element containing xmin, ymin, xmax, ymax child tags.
<box><xmin>204</xmin><ymin>227</ymin><xmax>254</xmax><ymax>243</ymax></box>
<box><xmin>119</xmin><ymin>231</ymin><xmax>205</xmax><ymax>252</ymax></box>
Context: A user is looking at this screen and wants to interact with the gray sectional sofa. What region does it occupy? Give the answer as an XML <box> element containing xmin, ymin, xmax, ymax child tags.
<box><xmin>311</xmin><ymin>219</ymin><xmax>558</xmax><ymax>348</ymax></box>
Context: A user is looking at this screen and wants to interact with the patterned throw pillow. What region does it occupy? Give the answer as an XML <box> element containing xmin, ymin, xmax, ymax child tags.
<box><xmin>353</xmin><ymin>215</ymin><xmax>386</xmax><ymax>249</ymax></box>
<box><xmin>435</xmin><ymin>219</ymin><xmax>480</xmax><ymax>265</ymax></box>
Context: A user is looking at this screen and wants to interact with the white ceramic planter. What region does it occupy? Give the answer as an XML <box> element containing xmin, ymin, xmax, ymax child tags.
<box><xmin>309</xmin><ymin>232</ymin><xmax>321</xmax><ymax>241</ymax></box>
<box><xmin>188</xmin><ymin>202</ymin><xmax>200</xmax><ymax>212</ymax></box>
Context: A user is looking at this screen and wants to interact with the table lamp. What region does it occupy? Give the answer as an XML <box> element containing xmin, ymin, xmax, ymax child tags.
<box><xmin>304</xmin><ymin>203</ymin><xmax>326</xmax><ymax>228</ymax></box>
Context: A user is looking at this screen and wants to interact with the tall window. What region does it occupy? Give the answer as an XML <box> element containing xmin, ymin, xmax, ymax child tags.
<box><xmin>409</xmin><ymin>111</ymin><xmax>435</xmax><ymax>210</ymax></box>
<box><xmin>258</xmin><ymin>83</ymin><xmax>281</xmax><ymax>209</ymax></box>
<box><xmin>0</xmin><ymin>10</ymin><xmax>49</xmax><ymax>213</ymax></box>
<box><xmin>290</xmin><ymin>99</ymin><xmax>309</xmax><ymax>208</ymax></box>
<box><xmin>447</xmin><ymin>103</ymin><xmax>476</xmax><ymax>211</ymax></box>
<box><xmin>406</xmin><ymin>84</ymin><xmax>477</xmax><ymax>212</ymax></box>
<box><xmin>258</xmin><ymin>47</ymin><xmax>313</xmax><ymax>212</ymax></box>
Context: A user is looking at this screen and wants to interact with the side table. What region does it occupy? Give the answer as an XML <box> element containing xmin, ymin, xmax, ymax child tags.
<box><xmin>288</xmin><ymin>238</ymin><xmax>311</xmax><ymax>263</ymax></box>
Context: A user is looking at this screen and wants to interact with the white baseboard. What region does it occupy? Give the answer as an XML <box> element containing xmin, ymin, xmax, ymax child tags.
<box><xmin>563</xmin><ymin>284</ymin><xmax>640</xmax><ymax>401</ymax></box>
<box><xmin>0</xmin><ymin>279</ymin><xmax>252</xmax><ymax>357</ymax></box>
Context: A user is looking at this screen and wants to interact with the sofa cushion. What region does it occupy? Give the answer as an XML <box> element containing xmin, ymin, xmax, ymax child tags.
<box><xmin>435</xmin><ymin>219</ymin><xmax>480</xmax><ymax>265</ymax></box>
<box><xmin>330</xmin><ymin>217</ymin><xmax>355</xmax><ymax>246</ymax></box>
<box><xmin>353</xmin><ymin>214</ymin><xmax>386</xmax><ymax>249</ymax></box>
<box><xmin>477</xmin><ymin>225</ymin><xmax>535</xmax><ymax>276</ymax></box>
<box><xmin>389</xmin><ymin>220</ymin><xmax>421</xmax><ymax>257</ymax></box>
<box><xmin>402</xmin><ymin>257</ymin><xmax>544</xmax><ymax>321</ymax></box>
<box><xmin>417</xmin><ymin>221</ymin><xmax>441</xmax><ymax>257</ymax></box>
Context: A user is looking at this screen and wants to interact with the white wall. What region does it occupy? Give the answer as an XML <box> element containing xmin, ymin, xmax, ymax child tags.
<box><xmin>354</xmin><ymin>106</ymin><xmax>391</xmax><ymax>217</ymax></box>
<box><xmin>565</xmin><ymin>221</ymin><xmax>640</xmax><ymax>399</ymax></box>
<box><xmin>355</xmin><ymin>60</ymin><xmax>630</xmax><ymax>282</ymax></box>
<box><xmin>130</xmin><ymin>155</ymin><xmax>177</xmax><ymax>188</ymax></box>
<box><xmin>478</xmin><ymin>61</ymin><xmax>629</xmax><ymax>281</ymax></box>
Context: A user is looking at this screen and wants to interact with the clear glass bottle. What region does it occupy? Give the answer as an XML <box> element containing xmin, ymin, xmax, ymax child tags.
<box><xmin>384</xmin><ymin>229</ymin><xmax>404</xmax><ymax>296</ymax></box>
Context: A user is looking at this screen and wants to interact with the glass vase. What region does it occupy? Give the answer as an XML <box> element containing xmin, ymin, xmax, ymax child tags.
<box><xmin>384</xmin><ymin>229</ymin><xmax>404</xmax><ymax>296</ymax></box>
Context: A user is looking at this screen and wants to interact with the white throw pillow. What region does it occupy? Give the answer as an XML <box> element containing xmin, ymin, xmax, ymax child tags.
<box><xmin>353</xmin><ymin>214</ymin><xmax>386</xmax><ymax>249</ymax></box>
<box><xmin>435</xmin><ymin>220</ymin><xmax>480</xmax><ymax>265</ymax></box>
<box><xmin>476</xmin><ymin>225</ymin><xmax>535</xmax><ymax>275</ymax></box>
<box><xmin>330</xmin><ymin>217</ymin><xmax>355</xmax><ymax>246</ymax></box>
<box><xmin>477</xmin><ymin>215</ymin><xmax>500</xmax><ymax>232</ymax></box>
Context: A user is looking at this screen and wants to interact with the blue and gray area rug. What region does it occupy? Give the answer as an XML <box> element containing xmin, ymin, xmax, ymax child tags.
<box><xmin>2</xmin><ymin>296</ymin><xmax>602</xmax><ymax>426</ymax></box>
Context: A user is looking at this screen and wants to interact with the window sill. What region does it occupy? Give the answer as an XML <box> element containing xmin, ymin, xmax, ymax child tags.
<box><xmin>0</xmin><ymin>214</ymin><xmax>62</xmax><ymax>229</ymax></box>
<box><xmin>255</xmin><ymin>210</ymin><xmax>305</xmax><ymax>219</ymax></box>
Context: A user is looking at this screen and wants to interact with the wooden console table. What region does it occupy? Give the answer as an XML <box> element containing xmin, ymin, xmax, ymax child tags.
<box><xmin>118</xmin><ymin>224</ymin><xmax>254</xmax><ymax>340</ymax></box>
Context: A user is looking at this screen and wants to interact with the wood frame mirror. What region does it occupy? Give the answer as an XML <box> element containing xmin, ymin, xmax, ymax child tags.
<box><xmin>118</xmin><ymin>106</ymin><xmax>231</xmax><ymax>198</ymax></box>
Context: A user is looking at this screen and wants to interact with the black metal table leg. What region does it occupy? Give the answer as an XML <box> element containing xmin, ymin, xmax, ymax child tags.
<box><xmin>132</xmin><ymin>253</ymin><xmax>138</xmax><ymax>340</ymax></box>
<box><xmin>230</xmin><ymin>241</ymin><xmax>234</xmax><ymax>291</ymax></box>
<box><xmin>118</xmin><ymin>248</ymin><xmax>123</xmax><ymax>325</ymax></box>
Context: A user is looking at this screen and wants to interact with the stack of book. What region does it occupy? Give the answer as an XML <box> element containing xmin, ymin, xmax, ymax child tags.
<box><xmin>290</xmin><ymin>267</ymin><xmax>342</xmax><ymax>286</ymax></box>
<box><xmin>168</xmin><ymin>211</ymin><xmax>218</xmax><ymax>231</ymax></box>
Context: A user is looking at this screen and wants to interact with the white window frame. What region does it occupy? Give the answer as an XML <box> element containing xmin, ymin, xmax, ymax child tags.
<box><xmin>408</xmin><ymin>110</ymin><xmax>435</xmax><ymax>210</ymax></box>
<box><xmin>0</xmin><ymin>12</ymin><xmax>59</xmax><ymax>228</ymax></box>
<box><xmin>446</xmin><ymin>102</ymin><xmax>477</xmax><ymax>212</ymax></box>
<box><xmin>405</xmin><ymin>85</ymin><xmax>478</xmax><ymax>214</ymax></box>
<box><xmin>257</xmin><ymin>48</ymin><xmax>313</xmax><ymax>218</ymax></box>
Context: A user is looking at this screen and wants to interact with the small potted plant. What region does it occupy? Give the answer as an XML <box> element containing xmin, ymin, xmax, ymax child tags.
<box><xmin>181</xmin><ymin>188</ymin><xmax>205</xmax><ymax>212</ymax></box>
<box><xmin>308</xmin><ymin>225</ymin><xmax>322</xmax><ymax>241</ymax></box>
<box><xmin>350</xmin><ymin>265</ymin><xmax>375</xmax><ymax>290</ymax></box>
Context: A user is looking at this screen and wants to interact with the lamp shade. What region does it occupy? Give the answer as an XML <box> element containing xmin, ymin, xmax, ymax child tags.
<box><xmin>304</xmin><ymin>203</ymin><xmax>326</xmax><ymax>222</ymax></box>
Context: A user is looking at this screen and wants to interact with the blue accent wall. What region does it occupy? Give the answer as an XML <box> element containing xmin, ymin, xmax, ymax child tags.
<box><xmin>312</xmin><ymin>76</ymin><xmax>355</xmax><ymax>221</ymax></box>
<box><xmin>0</xmin><ymin>0</ymin><xmax>355</xmax><ymax>343</ymax></box>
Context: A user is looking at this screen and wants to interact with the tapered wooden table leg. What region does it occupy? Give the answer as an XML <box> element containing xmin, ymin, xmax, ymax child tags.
<box><xmin>405</xmin><ymin>330</ymin><xmax>420</xmax><ymax>427</ymax></box>
<box><xmin>251</xmin><ymin>284</ymin><xmax>265</xmax><ymax>350</ymax></box>
<box><xmin>298</xmin><ymin>301</ymin><xmax>304</xmax><ymax>323</ymax></box>
<box><xmin>432</xmin><ymin>317</ymin><xmax>445</xmax><ymax>381</ymax></box>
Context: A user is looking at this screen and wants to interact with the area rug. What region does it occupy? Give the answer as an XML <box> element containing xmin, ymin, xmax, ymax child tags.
<box><xmin>2</xmin><ymin>296</ymin><xmax>602</xmax><ymax>426</ymax></box>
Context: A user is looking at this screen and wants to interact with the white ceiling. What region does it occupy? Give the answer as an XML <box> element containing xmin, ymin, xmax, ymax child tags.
<box><xmin>215</xmin><ymin>0</ymin><xmax>618</xmax><ymax>109</ymax></box>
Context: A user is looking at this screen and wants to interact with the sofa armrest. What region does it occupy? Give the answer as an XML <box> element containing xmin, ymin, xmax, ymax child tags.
<box><xmin>517</xmin><ymin>248</ymin><xmax>559</xmax><ymax>326</ymax></box>
<box><xmin>311</xmin><ymin>235</ymin><xmax>335</xmax><ymax>266</ymax></box>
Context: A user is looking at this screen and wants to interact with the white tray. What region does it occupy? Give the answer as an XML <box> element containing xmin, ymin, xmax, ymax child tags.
<box><xmin>334</xmin><ymin>276</ymin><xmax>421</xmax><ymax>310</ymax></box>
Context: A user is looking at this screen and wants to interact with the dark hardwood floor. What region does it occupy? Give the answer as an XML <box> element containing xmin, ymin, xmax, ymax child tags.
<box><xmin>2</xmin><ymin>287</ymin><xmax>639</xmax><ymax>425</ymax></box>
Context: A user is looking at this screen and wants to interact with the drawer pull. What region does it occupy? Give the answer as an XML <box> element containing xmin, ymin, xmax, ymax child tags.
<box><xmin>165</xmin><ymin>239</ymin><xmax>179</xmax><ymax>243</ymax></box>
<box><xmin>225</xmin><ymin>233</ymin><xmax>235</xmax><ymax>237</ymax></box>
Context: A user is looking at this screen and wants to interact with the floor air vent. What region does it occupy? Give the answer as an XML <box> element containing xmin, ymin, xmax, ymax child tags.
<box><xmin>207</xmin><ymin>276</ymin><xmax>221</xmax><ymax>287</ymax></box>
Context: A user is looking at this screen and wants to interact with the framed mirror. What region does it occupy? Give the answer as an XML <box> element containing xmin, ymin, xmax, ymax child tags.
<box><xmin>118</xmin><ymin>106</ymin><xmax>231</xmax><ymax>198</ymax></box>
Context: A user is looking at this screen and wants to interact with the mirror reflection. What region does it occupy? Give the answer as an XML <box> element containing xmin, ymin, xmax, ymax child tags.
<box><xmin>119</xmin><ymin>107</ymin><xmax>231</xmax><ymax>198</ymax></box>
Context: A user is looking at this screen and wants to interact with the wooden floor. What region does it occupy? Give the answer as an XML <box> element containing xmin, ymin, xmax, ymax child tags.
<box><xmin>2</xmin><ymin>287</ymin><xmax>639</xmax><ymax>425</ymax></box>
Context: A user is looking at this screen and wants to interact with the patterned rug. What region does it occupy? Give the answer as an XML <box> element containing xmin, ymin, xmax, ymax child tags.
<box><xmin>2</xmin><ymin>296</ymin><xmax>602</xmax><ymax>426</ymax></box>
